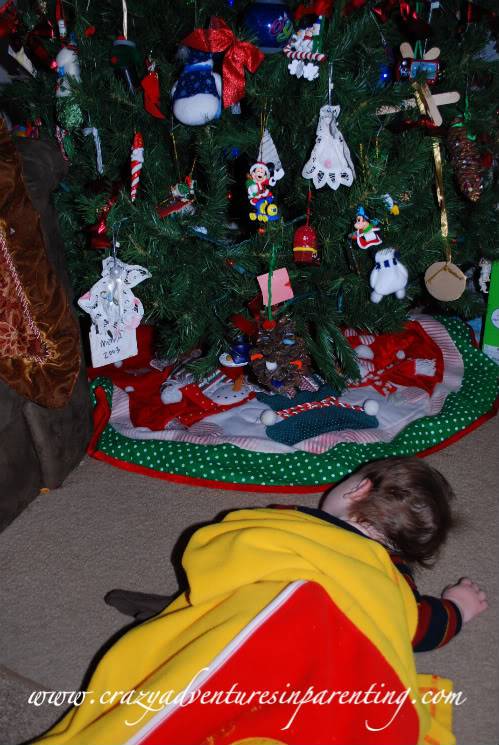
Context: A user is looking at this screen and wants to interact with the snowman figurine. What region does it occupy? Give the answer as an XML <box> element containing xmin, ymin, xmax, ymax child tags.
<box><xmin>370</xmin><ymin>247</ymin><xmax>409</xmax><ymax>303</ymax></box>
<box><xmin>171</xmin><ymin>48</ymin><xmax>222</xmax><ymax>126</ymax></box>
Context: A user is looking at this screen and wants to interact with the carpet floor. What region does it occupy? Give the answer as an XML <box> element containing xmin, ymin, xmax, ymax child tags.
<box><xmin>0</xmin><ymin>415</ymin><xmax>498</xmax><ymax>745</ymax></box>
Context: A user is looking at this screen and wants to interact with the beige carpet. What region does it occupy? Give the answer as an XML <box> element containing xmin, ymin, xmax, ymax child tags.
<box><xmin>1</xmin><ymin>416</ymin><xmax>498</xmax><ymax>745</ymax></box>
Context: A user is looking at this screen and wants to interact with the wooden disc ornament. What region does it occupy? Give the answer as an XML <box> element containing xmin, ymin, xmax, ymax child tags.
<box><xmin>424</xmin><ymin>261</ymin><xmax>466</xmax><ymax>301</ymax></box>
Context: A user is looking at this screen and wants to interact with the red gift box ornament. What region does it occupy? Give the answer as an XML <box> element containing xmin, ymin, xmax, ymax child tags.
<box><xmin>181</xmin><ymin>17</ymin><xmax>264</xmax><ymax>109</ymax></box>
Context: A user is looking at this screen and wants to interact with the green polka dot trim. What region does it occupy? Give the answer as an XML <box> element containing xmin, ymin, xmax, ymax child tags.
<box><xmin>89</xmin><ymin>317</ymin><xmax>499</xmax><ymax>488</ymax></box>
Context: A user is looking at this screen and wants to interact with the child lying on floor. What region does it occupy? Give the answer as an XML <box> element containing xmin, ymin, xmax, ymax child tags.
<box><xmin>106</xmin><ymin>456</ymin><xmax>488</xmax><ymax>651</ymax></box>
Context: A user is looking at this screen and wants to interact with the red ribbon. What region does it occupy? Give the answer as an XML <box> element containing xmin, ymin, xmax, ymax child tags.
<box><xmin>181</xmin><ymin>17</ymin><xmax>264</xmax><ymax>109</ymax></box>
<box><xmin>294</xmin><ymin>0</ymin><xmax>334</xmax><ymax>21</ymax></box>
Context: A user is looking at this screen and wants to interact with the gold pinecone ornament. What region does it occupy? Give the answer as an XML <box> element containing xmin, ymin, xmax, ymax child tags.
<box><xmin>446</xmin><ymin>118</ymin><xmax>483</xmax><ymax>203</ymax></box>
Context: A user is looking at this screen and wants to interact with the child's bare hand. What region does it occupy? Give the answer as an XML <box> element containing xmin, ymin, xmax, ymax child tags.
<box><xmin>442</xmin><ymin>578</ymin><xmax>488</xmax><ymax>623</ymax></box>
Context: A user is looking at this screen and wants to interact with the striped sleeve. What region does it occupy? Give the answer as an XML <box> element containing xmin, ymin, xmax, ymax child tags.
<box><xmin>391</xmin><ymin>554</ymin><xmax>463</xmax><ymax>652</ymax></box>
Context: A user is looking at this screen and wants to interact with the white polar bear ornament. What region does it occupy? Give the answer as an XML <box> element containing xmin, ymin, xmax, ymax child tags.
<box><xmin>370</xmin><ymin>248</ymin><xmax>408</xmax><ymax>303</ymax></box>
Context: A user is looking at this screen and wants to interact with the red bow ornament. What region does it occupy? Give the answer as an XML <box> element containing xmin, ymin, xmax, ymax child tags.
<box><xmin>294</xmin><ymin>0</ymin><xmax>334</xmax><ymax>21</ymax></box>
<box><xmin>181</xmin><ymin>17</ymin><xmax>264</xmax><ymax>109</ymax></box>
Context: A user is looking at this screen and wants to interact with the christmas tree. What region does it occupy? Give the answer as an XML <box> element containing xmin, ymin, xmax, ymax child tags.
<box><xmin>5</xmin><ymin>0</ymin><xmax>499</xmax><ymax>389</ymax></box>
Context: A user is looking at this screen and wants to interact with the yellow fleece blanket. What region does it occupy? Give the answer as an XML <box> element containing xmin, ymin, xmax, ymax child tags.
<box><xmin>34</xmin><ymin>508</ymin><xmax>454</xmax><ymax>745</ymax></box>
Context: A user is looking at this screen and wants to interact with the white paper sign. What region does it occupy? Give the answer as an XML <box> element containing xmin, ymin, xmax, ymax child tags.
<box><xmin>90</xmin><ymin>324</ymin><xmax>138</xmax><ymax>368</ymax></box>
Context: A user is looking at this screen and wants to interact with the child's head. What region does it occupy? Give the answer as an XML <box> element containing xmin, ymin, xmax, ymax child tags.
<box><xmin>321</xmin><ymin>457</ymin><xmax>455</xmax><ymax>567</ymax></box>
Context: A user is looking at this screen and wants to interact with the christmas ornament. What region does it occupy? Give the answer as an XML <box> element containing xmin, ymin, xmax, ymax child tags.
<box><xmin>478</xmin><ymin>258</ymin><xmax>491</xmax><ymax>293</ymax></box>
<box><xmin>446</xmin><ymin>118</ymin><xmax>483</xmax><ymax>203</ymax></box>
<box><xmin>249</xmin><ymin>315</ymin><xmax>313</xmax><ymax>396</ymax></box>
<box><xmin>293</xmin><ymin>224</ymin><xmax>318</xmax><ymax>264</ymax></box>
<box><xmin>284</xmin><ymin>18</ymin><xmax>326</xmax><ymax>81</ymax></box>
<box><xmin>243</xmin><ymin>0</ymin><xmax>293</xmax><ymax>54</ymax></box>
<box><xmin>283</xmin><ymin>0</ymin><xmax>333</xmax><ymax>79</ymax></box>
<box><xmin>111</xmin><ymin>36</ymin><xmax>142</xmax><ymax>94</ymax></box>
<box><xmin>343</xmin><ymin>0</ymin><xmax>432</xmax><ymax>38</ymax></box>
<box><xmin>219</xmin><ymin>337</ymin><xmax>251</xmax><ymax>368</ymax></box>
<box><xmin>55</xmin><ymin>43</ymin><xmax>83</xmax><ymax>159</ymax></box>
<box><xmin>179</xmin><ymin>17</ymin><xmax>264</xmax><ymax>111</ymax></box>
<box><xmin>55</xmin><ymin>0</ymin><xmax>67</xmax><ymax>40</ymax></box>
<box><xmin>78</xmin><ymin>257</ymin><xmax>151</xmax><ymax>368</ymax></box>
<box><xmin>0</xmin><ymin>0</ymin><xmax>17</xmax><ymax>38</ymax></box>
<box><xmin>156</xmin><ymin>176</ymin><xmax>196</xmax><ymax>218</ymax></box>
<box><xmin>424</xmin><ymin>261</ymin><xmax>466</xmax><ymax>301</ymax></box>
<box><xmin>343</xmin><ymin>321</ymin><xmax>443</xmax><ymax>396</ymax></box>
<box><xmin>482</xmin><ymin>261</ymin><xmax>499</xmax><ymax>365</ymax></box>
<box><xmin>293</xmin><ymin>189</ymin><xmax>319</xmax><ymax>264</ymax></box>
<box><xmin>12</xmin><ymin>119</ymin><xmax>41</xmax><ymax>138</ymax></box>
<box><xmin>25</xmin><ymin>11</ymin><xmax>57</xmax><ymax>72</ymax></box>
<box><xmin>140</xmin><ymin>56</ymin><xmax>165</xmax><ymax>119</ymax></box>
<box><xmin>130</xmin><ymin>132</ymin><xmax>144</xmax><ymax>202</ymax></box>
<box><xmin>302</xmin><ymin>105</ymin><xmax>355</xmax><ymax>189</ymax></box>
<box><xmin>258</xmin><ymin>128</ymin><xmax>285</xmax><ymax>184</ymax></box>
<box><xmin>258</xmin><ymin>387</ymin><xmax>379</xmax><ymax>444</ymax></box>
<box><xmin>87</xmin><ymin>183</ymin><xmax>121</xmax><ymax>250</ymax></box>
<box><xmin>370</xmin><ymin>247</ymin><xmax>408</xmax><ymax>303</ymax></box>
<box><xmin>257</xmin><ymin>266</ymin><xmax>294</xmax><ymax>306</ymax></box>
<box><xmin>171</xmin><ymin>48</ymin><xmax>222</xmax><ymax>126</ymax></box>
<box><xmin>396</xmin><ymin>43</ymin><xmax>441</xmax><ymax>85</ymax></box>
<box><xmin>350</xmin><ymin>206</ymin><xmax>382</xmax><ymax>250</ymax></box>
<box><xmin>377</xmin><ymin>46</ymin><xmax>459</xmax><ymax>128</ymax></box>
<box><xmin>382</xmin><ymin>193</ymin><xmax>400</xmax><ymax>215</ymax></box>
<box><xmin>246</xmin><ymin>162</ymin><xmax>280</xmax><ymax>223</ymax></box>
<box><xmin>82</xmin><ymin>125</ymin><xmax>104</xmax><ymax>174</ymax></box>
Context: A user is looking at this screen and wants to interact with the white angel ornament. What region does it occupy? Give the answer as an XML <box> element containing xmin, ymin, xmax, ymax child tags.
<box><xmin>302</xmin><ymin>104</ymin><xmax>355</xmax><ymax>190</ymax></box>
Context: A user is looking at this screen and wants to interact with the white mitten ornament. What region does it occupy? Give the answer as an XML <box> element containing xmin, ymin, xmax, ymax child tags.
<box><xmin>171</xmin><ymin>49</ymin><xmax>221</xmax><ymax>126</ymax></box>
<box><xmin>302</xmin><ymin>105</ymin><xmax>355</xmax><ymax>189</ymax></box>
<box><xmin>370</xmin><ymin>248</ymin><xmax>408</xmax><ymax>303</ymax></box>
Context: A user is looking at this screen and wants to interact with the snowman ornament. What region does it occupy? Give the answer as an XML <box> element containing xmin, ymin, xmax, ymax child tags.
<box><xmin>370</xmin><ymin>248</ymin><xmax>409</xmax><ymax>303</ymax></box>
<box><xmin>171</xmin><ymin>48</ymin><xmax>221</xmax><ymax>126</ymax></box>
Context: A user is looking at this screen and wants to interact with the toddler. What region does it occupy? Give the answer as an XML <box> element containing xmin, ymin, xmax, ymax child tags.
<box><xmin>309</xmin><ymin>456</ymin><xmax>488</xmax><ymax>651</ymax></box>
<box><xmin>106</xmin><ymin>457</ymin><xmax>488</xmax><ymax>651</ymax></box>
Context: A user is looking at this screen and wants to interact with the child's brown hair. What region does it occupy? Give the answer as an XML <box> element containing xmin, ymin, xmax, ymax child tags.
<box><xmin>348</xmin><ymin>456</ymin><xmax>455</xmax><ymax>567</ymax></box>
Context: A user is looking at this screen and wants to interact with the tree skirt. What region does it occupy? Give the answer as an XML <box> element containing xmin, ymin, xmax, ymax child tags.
<box><xmin>88</xmin><ymin>317</ymin><xmax>499</xmax><ymax>492</ymax></box>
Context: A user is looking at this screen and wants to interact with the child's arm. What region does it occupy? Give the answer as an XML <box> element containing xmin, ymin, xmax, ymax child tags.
<box><xmin>392</xmin><ymin>556</ymin><xmax>464</xmax><ymax>652</ymax></box>
<box><xmin>442</xmin><ymin>577</ymin><xmax>488</xmax><ymax>623</ymax></box>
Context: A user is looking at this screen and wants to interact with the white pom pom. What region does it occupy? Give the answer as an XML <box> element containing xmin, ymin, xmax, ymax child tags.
<box><xmin>124</xmin><ymin>386</ymin><xmax>135</xmax><ymax>393</ymax></box>
<box><xmin>396</xmin><ymin>350</ymin><xmax>406</xmax><ymax>360</ymax></box>
<box><xmin>114</xmin><ymin>360</ymin><xmax>124</xmax><ymax>368</ymax></box>
<box><xmin>261</xmin><ymin>410</ymin><xmax>280</xmax><ymax>426</ymax></box>
<box><xmin>265</xmin><ymin>360</ymin><xmax>278</xmax><ymax>372</ymax></box>
<box><xmin>160</xmin><ymin>384</ymin><xmax>183</xmax><ymax>404</ymax></box>
<box><xmin>363</xmin><ymin>399</ymin><xmax>379</xmax><ymax>417</ymax></box>
<box><xmin>356</xmin><ymin>344</ymin><xmax>374</xmax><ymax>360</ymax></box>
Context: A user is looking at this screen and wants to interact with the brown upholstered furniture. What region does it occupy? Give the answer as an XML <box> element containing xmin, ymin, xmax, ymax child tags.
<box><xmin>0</xmin><ymin>135</ymin><xmax>92</xmax><ymax>531</ymax></box>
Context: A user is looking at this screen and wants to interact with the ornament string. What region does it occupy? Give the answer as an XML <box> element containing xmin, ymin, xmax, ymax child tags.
<box><xmin>170</xmin><ymin>122</ymin><xmax>181</xmax><ymax>183</ymax></box>
<box><xmin>267</xmin><ymin>243</ymin><xmax>278</xmax><ymax>321</ymax></box>
<box><xmin>413</xmin><ymin>83</ymin><xmax>451</xmax><ymax>263</ymax></box>
<box><xmin>122</xmin><ymin>0</ymin><xmax>128</xmax><ymax>39</ymax></box>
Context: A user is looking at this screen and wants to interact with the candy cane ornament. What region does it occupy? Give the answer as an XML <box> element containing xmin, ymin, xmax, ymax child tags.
<box><xmin>130</xmin><ymin>132</ymin><xmax>144</xmax><ymax>202</ymax></box>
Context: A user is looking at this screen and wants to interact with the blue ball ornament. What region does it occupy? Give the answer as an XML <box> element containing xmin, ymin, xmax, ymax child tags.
<box><xmin>243</xmin><ymin>0</ymin><xmax>294</xmax><ymax>54</ymax></box>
